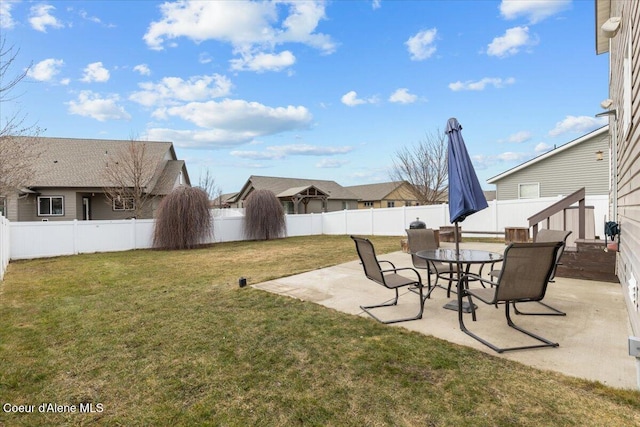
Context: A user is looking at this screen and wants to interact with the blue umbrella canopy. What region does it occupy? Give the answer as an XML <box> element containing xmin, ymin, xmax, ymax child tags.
<box><xmin>446</xmin><ymin>117</ymin><xmax>488</xmax><ymax>224</ymax></box>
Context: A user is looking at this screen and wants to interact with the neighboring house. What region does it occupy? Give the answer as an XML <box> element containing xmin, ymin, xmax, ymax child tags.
<box><xmin>487</xmin><ymin>126</ymin><xmax>609</xmax><ymax>200</ymax></box>
<box><xmin>210</xmin><ymin>192</ymin><xmax>238</xmax><ymax>209</ymax></box>
<box><xmin>596</xmin><ymin>1</ymin><xmax>640</xmax><ymax>334</ymax></box>
<box><xmin>231</xmin><ymin>175</ymin><xmax>360</xmax><ymax>214</ymax></box>
<box><xmin>345</xmin><ymin>181</ymin><xmax>422</xmax><ymax>208</ymax></box>
<box><xmin>1</xmin><ymin>137</ymin><xmax>189</xmax><ymax>222</ymax></box>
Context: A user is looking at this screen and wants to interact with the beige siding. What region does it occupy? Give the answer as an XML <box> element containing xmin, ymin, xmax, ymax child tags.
<box><xmin>495</xmin><ymin>132</ymin><xmax>609</xmax><ymax>200</ymax></box>
<box><xmin>609</xmin><ymin>0</ymin><xmax>640</xmax><ymax>334</ymax></box>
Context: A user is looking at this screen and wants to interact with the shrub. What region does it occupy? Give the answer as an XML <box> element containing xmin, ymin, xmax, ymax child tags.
<box><xmin>153</xmin><ymin>186</ymin><xmax>212</xmax><ymax>250</ymax></box>
<box><xmin>244</xmin><ymin>189</ymin><xmax>286</xmax><ymax>240</ymax></box>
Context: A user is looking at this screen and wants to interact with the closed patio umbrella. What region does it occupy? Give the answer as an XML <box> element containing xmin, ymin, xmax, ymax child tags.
<box><xmin>446</xmin><ymin>117</ymin><xmax>488</xmax><ymax>253</ymax></box>
<box><xmin>445</xmin><ymin>117</ymin><xmax>489</xmax><ymax>312</ymax></box>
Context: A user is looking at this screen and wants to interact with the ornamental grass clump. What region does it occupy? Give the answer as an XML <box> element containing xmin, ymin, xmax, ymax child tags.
<box><xmin>244</xmin><ymin>189</ymin><xmax>286</xmax><ymax>240</ymax></box>
<box><xmin>153</xmin><ymin>186</ymin><xmax>212</xmax><ymax>250</ymax></box>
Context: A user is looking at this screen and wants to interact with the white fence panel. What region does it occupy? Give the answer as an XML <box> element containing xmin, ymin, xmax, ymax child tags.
<box><xmin>346</xmin><ymin>209</ymin><xmax>374</xmax><ymax>236</ymax></box>
<box><xmin>322</xmin><ymin>210</ymin><xmax>348</xmax><ymax>235</ymax></box>
<box><xmin>8</xmin><ymin>196</ymin><xmax>611</xmax><ymax>261</ymax></box>
<box><xmin>371</xmin><ymin>207</ymin><xmax>405</xmax><ymax>235</ymax></box>
<box><xmin>0</xmin><ymin>216</ymin><xmax>10</xmax><ymax>280</ymax></box>
<box><xmin>11</xmin><ymin>221</ymin><xmax>77</xmax><ymax>259</ymax></box>
<box><xmin>286</xmin><ymin>213</ymin><xmax>323</xmax><ymax>237</ymax></box>
<box><xmin>211</xmin><ymin>216</ymin><xmax>245</xmax><ymax>243</ymax></box>
<box><xmin>404</xmin><ymin>205</ymin><xmax>449</xmax><ymax>229</ymax></box>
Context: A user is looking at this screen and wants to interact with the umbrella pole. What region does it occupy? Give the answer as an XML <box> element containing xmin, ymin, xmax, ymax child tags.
<box><xmin>454</xmin><ymin>221</ymin><xmax>461</xmax><ymax>298</ymax></box>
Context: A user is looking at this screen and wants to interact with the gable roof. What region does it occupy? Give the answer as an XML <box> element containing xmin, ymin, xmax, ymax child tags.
<box><xmin>344</xmin><ymin>181</ymin><xmax>408</xmax><ymax>201</ymax></box>
<box><xmin>8</xmin><ymin>136</ymin><xmax>189</xmax><ymax>192</ymax></box>
<box><xmin>234</xmin><ymin>175</ymin><xmax>359</xmax><ymax>201</ymax></box>
<box><xmin>487</xmin><ymin>125</ymin><xmax>609</xmax><ymax>184</ymax></box>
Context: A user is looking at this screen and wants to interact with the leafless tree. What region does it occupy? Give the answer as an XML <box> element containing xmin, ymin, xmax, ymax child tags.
<box><xmin>0</xmin><ymin>36</ymin><xmax>43</xmax><ymax>197</ymax></box>
<box><xmin>244</xmin><ymin>189</ymin><xmax>286</xmax><ymax>240</ymax></box>
<box><xmin>153</xmin><ymin>186</ymin><xmax>212</xmax><ymax>250</ymax></box>
<box><xmin>390</xmin><ymin>130</ymin><xmax>448</xmax><ymax>204</ymax></box>
<box><xmin>198</xmin><ymin>167</ymin><xmax>223</xmax><ymax>206</ymax></box>
<box><xmin>102</xmin><ymin>138</ymin><xmax>159</xmax><ymax>219</ymax></box>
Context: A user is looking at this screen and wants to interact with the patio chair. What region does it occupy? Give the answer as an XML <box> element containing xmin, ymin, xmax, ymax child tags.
<box><xmin>405</xmin><ymin>228</ymin><xmax>457</xmax><ymax>297</ymax></box>
<box><xmin>458</xmin><ymin>241</ymin><xmax>563</xmax><ymax>353</ymax></box>
<box><xmin>512</xmin><ymin>229</ymin><xmax>572</xmax><ymax>316</ymax></box>
<box><xmin>351</xmin><ymin>236</ymin><xmax>427</xmax><ymax>324</ymax></box>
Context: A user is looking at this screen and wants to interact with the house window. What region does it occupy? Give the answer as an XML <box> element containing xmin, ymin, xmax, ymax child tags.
<box><xmin>282</xmin><ymin>201</ymin><xmax>294</xmax><ymax>214</ymax></box>
<box><xmin>518</xmin><ymin>183</ymin><xmax>539</xmax><ymax>199</ymax></box>
<box><xmin>387</xmin><ymin>201</ymin><xmax>395</xmax><ymax>208</ymax></box>
<box><xmin>38</xmin><ymin>196</ymin><xmax>64</xmax><ymax>216</ymax></box>
<box><xmin>342</xmin><ymin>201</ymin><xmax>349</xmax><ymax>210</ymax></box>
<box><xmin>113</xmin><ymin>197</ymin><xmax>135</xmax><ymax>211</ymax></box>
<box><xmin>0</xmin><ymin>197</ymin><xmax>5</xmax><ymax>217</ymax></box>
<box><xmin>363</xmin><ymin>201</ymin><xmax>374</xmax><ymax>207</ymax></box>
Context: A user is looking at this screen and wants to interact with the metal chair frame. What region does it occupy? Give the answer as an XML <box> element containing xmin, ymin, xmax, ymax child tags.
<box><xmin>351</xmin><ymin>236</ymin><xmax>430</xmax><ymax>324</ymax></box>
<box><xmin>458</xmin><ymin>242</ymin><xmax>563</xmax><ymax>353</ymax></box>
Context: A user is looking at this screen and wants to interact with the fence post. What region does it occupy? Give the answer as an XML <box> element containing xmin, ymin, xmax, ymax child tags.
<box><xmin>131</xmin><ymin>218</ymin><xmax>137</xmax><ymax>250</ymax></box>
<box><xmin>73</xmin><ymin>219</ymin><xmax>79</xmax><ymax>255</ymax></box>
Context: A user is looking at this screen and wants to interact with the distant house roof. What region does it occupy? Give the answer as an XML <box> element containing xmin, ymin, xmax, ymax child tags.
<box><xmin>8</xmin><ymin>136</ymin><xmax>189</xmax><ymax>192</ymax></box>
<box><xmin>233</xmin><ymin>175</ymin><xmax>360</xmax><ymax>202</ymax></box>
<box><xmin>486</xmin><ymin>125</ymin><xmax>609</xmax><ymax>184</ymax></box>
<box><xmin>276</xmin><ymin>185</ymin><xmax>329</xmax><ymax>198</ymax></box>
<box><xmin>344</xmin><ymin>181</ymin><xmax>408</xmax><ymax>201</ymax></box>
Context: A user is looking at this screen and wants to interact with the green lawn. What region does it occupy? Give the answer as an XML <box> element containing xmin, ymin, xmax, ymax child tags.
<box><xmin>1</xmin><ymin>235</ymin><xmax>638</xmax><ymax>426</ymax></box>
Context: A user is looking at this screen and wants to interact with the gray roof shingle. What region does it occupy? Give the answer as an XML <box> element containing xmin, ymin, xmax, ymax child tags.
<box><xmin>8</xmin><ymin>136</ymin><xmax>185</xmax><ymax>193</ymax></box>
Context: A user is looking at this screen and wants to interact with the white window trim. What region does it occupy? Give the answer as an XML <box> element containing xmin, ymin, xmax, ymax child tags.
<box><xmin>518</xmin><ymin>183</ymin><xmax>540</xmax><ymax>199</ymax></box>
<box><xmin>37</xmin><ymin>196</ymin><xmax>65</xmax><ymax>216</ymax></box>
<box><xmin>113</xmin><ymin>197</ymin><xmax>135</xmax><ymax>211</ymax></box>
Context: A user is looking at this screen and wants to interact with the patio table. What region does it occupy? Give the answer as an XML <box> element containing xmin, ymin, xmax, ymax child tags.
<box><xmin>415</xmin><ymin>248</ymin><xmax>503</xmax><ymax>315</ymax></box>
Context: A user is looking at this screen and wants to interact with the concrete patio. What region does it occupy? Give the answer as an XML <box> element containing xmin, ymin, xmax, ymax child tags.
<box><xmin>254</xmin><ymin>241</ymin><xmax>638</xmax><ymax>390</ymax></box>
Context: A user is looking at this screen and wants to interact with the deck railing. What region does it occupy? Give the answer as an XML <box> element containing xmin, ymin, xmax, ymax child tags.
<box><xmin>528</xmin><ymin>187</ymin><xmax>586</xmax><ymax>241</ymax></box>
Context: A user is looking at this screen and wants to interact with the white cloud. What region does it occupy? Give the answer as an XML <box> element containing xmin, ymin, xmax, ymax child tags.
<box><xmin>133</xmin><ymin>64</ymin><xmax>151</xmax><ymax>76</ymax></box>
<box><xmin>147</xmin><ymin>99</ymin><xmax>313</xmax><ymax>149</ymax></box>
<box><xmin>507</xmin><ymin>130</ymin><xmax>532</xmax><ymax>143</ymax></box>
<box><xmin>143</xmin><ymin>0</ymin><xmax>335</xmax><ymax>56</ymax></box>
<box><xmin>146</xmin><ymin>128</ymin><xmax>258</xmax><ymax>149</ymax></box>
<box><xmin>448</xmin><ymin>77</ymin><xmax>515</xmax><ymax>91</ymax></box>
<box><xmin>230</xmin><ymin>50</ymin><xmax>296</xmax><ymax>72</ymax></box>
<box><xmin>497</xmin><ymin>151</ymin><xmax>528</xmax><ymax>162</ymax></box>
<box><xmin>231</xmin><ymin>144</ymin><xmax>352</xmax><ymax>160</ymax></box>
<box><xmin>81</xmin><ymin>62</ymin><xmax>110</xmax><ymax>83</ymax></box>
<box><xmin>130</xmin><ymin>74</ymin><xmax>233</xmax><ymax>107</ymax></box>
<box><xmin>487</xmin><ymin>26</ymin><xmax>537</xmax><ymax>58</ymax></box>
<box><xmin>199</xmin><ymin>53</ymin><xmax>213</xmax><ymax>64</ymax></box>
<box><xmin>0</xmin><ymin>0</ymin><xmax>17</xmax><ymax>30</ymax></box>
<box><xmin>389</xmin><ymin>88</ymin><xmax>417</xmax><ymax>104</ymax></box>
<box><xmin>29</xmin><ymin>4</ymin><xmax>64</xmax><ymax>32</ymax></box>
<box><xmin>500</xmin><ymin>0</ymin><xmax>571</xmax><ymax>24</ymax></box>
<box><xmin>27</xmin><ymin>58</ymin><xmax>64</xmax><ymax>82</ymax></box>
<box><xmin>316</xmin><ymin>158</ymin><xmax>349</xmax><ymax>168</ymax></box>
<box><xmin>166</xmin><ymin>99</ymin><xmax>311</xmax><ymax>130</ymax></box>
<box><xmin>341</xmin><ymin>90</ymin><xmax>377</xmax><ymax>107</ymax></box>
<box><xmin>535</xmin><ymin>142</ymin><xmax>553</xmax><ymax>153</ymax></box>
<box><xmin>67</xmin><ymin>90</ymin><xmax>131</xmax><ymax>122</ymax></box>
<box><xmin>372</xmin><ymin>0</ymin><xmax>382</xmax><ymax>10</ymax></box>
<box><xmin>548</xmin><ymin>115</ymin><xmax>608</xmax><ymax>137</ymax></box>
<box><xmin>405</xmin><ymin>28</ymin><xmax>437</xmax><ymax>61</ymax></box>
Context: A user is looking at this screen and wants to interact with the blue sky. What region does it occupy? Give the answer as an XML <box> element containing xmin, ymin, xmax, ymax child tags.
<box><xmin>2</xmin><ymin>0</ymin><xmax>608</xmax><ymax>194</ymax></box>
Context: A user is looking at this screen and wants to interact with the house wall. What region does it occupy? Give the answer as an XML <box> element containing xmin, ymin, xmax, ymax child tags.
<box><xmin>494</xmin><ymin>132</ymin><xmax>610</xmax><ymax>200</ymax></box>
<box><xmin>16</xmin><ymin>189</ymin><xmax>157</xmax><ymax>221</ymax></box>
<box><xmin>609</xmin><ymin>0</ymin><xmax>640</xmax><ymax>335</ymax></box>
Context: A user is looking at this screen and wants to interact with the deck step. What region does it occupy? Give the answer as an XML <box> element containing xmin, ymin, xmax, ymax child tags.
<box><xmin>555</xmin><ymin>239</ymin><xmax>618</xmax><ymax>283</ymax></box>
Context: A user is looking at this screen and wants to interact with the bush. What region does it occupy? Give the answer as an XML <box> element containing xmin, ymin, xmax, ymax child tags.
<box><xmin>153</xmin><ymin>186</ymin><xmax>212</xmax><ymax>250</ymax></box>
<box><xmin>244</xmin><ymin>189</ymin><xmax>286</xmax><ymax>240</ymax></box>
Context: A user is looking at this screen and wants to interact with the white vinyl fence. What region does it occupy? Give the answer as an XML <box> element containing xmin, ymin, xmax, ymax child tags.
<box><xmin>4</xmin><ymin>195</ymin><xmax>609</xmax><ymax>262</ymax></box>
<box><xmin>0</xmin><ymin>215</ymin><xmax>9</xmax><ymax>280</ymax></box>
